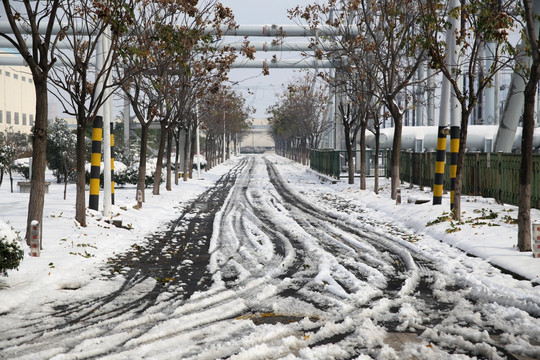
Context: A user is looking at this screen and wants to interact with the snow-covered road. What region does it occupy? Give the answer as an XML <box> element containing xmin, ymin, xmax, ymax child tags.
<box><xmin>1</xmin><ymin>155</ymin><xmax>540</xmax><ymax>359</ymax></box>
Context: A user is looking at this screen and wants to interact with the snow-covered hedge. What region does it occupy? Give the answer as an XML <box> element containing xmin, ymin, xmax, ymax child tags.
<box><xmin>84</xmin><ymin>160</ymin><xmax>164</xmax><ymax>187</ymax></box>
<box><xmin>0</xmin><ymin>221</ymin><xmax>24</xmax><ymax>277</ymax></box>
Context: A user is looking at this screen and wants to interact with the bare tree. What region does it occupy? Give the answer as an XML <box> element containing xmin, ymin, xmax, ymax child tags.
<box><xmin>267</xmin><ymin>74</ymin><xmax>330</xmax><ymax>164</ymax></box>
<box><xmin>290</xmin><ymin>0</ymin><xmax>427</xmax><ymax>198</ymax></box>
<box><xmin>200</xmin><ymin>86</ymin><xmax>252</xmax><ymax>164</ymax></box>
<box><xmin>419</xmin><ymin>0</ymin><xmax>517</xmax><ymax>220</ymax></box>
<box><xmin>517</xmin><ymin>0</ymin><xmax>540</xmax><ymax>252</ymax></box>
<box><xmin>1</xmin><ymin>0</ymin><xmax>62</xmax><ymax>245</ymax></box>
<box><xmin>48</xmin><ymin>0</ymin><xmax>135</xmax><ymax>226</ymax></box>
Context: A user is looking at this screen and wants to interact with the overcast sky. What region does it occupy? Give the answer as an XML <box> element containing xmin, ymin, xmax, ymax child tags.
<box><xmin>1</xmin><ymin>1</ymin><xmax>317</xmax><ymax>119</ymax></box>
<box><xmin>219</xmin><ymin>0</ymin><xmax>316</xmax><ymax>118</ymax></box>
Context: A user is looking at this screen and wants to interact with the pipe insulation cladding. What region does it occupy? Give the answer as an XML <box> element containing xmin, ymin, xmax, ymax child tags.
<box><xmin>366</xmin><ymin>126</ymin><xmax>540</xmax><ymax>152</ymax></box>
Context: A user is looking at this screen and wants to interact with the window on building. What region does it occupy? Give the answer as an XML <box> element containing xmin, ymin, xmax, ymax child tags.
<box><xmin>28</xmin><ymin>78</ymin><xmax>33</xmax><ymax>84</ymax></box>
<box><xmin>22</xmin><ymin>76</ymin><xmax>26</xmax><ymax>81</ymax></box>
<box><xmin>6</xmin><ymin>111</ymin><xmax>11</xmax><ymax>124</ymax></box>
<box><xmin>5</xmin><ymin>71</ymin><xmax>10</xmax><ymax>77</ymax></box>
<box><xmin>14</xmin><ymin>112</ymin><xmax>19</xmax><ymax>125</ymax></box>
<box><xmin>29</xmin><ymin>114</ymin><xmax>34</xmax><ymax>126</ymax></box>
<box><xmin>13</xmin><ymin>74</ymin><xmax>18</xmax><ymax>80</ymax></box>
<box><xmin>0</xmin><ymin>110</ymin><xmax>3</xmax><ymax>123</ymax></box>
<box><xmin>22</xmin><ymin>114</ymin><xmax>27</xmax><ymax>126</ymax></box>
<box><xmin>0</xmin><ymin>69</ymin><xmax>2</xmax><ymax>75</ymax></box>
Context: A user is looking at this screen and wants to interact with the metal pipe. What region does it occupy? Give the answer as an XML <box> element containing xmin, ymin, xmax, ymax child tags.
<box><xmin>231</xmin><ymin>58</ymin><xmax>333</xmax><ymax>69</ymax></box>
<box><xmin>0</xmin><ymin>21</ymin><xmax>359</xmax><ymax>37</ymax></box>
<box><xmin>495</xmin><ymin>0</ymin><xmax>540</xmax><ymax>151</ymax></box>
<box><xmin>0</xmin><ymin>56</ymin><xmax>334</xmax><ymax>69</ymax></box>
<box><xmin>102</xmin><ymin>29</ymin><xmax>112</xmax><ymax>217</ymax></box>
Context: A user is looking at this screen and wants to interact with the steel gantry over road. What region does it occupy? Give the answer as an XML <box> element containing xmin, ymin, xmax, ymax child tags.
<box><xmin>0</xmin><ymin>16</ymin><xmax>533</xmax><ymax>211</ymax></box>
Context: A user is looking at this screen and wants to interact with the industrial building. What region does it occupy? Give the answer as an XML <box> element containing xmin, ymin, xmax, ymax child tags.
<box><xmin>0</xmin><ymin>56</ymin><xmax>35</xmax><ymax>135</ymax></box>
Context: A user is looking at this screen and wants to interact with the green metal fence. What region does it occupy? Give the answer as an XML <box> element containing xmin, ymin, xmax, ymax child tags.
<box><xmin>311</xmin><ymin>149</ymin><xmax>540</xmax><ymax>208</ymax></box>
<box><xmin>394</xmin><ymin>151</ymin><xmax>540</xmax><ymax>208</ymax></box>
<box><xmin>310</xmin><ymin>149</ymin><xmax>388</xmax><ymax>180</ymax></box>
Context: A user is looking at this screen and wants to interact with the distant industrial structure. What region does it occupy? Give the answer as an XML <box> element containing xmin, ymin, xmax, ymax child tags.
<box><xmin>0</xmin><ymin>55</ymin><xmax>35</xmax><ymax>135</ymax></box>
<box><xmin>240</xmin><ymin>118</ymin><xmax>274</xmax><ymax>153</ymax></box>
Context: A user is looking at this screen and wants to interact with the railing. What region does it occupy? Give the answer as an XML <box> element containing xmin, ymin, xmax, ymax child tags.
<box><xmin>394</xmin><ymin>151</ymin><xmax>540</xmax><ymax>208</ymax></box>
<box><xmin>310</xmin><ymin>149</ymin><xmax>388</xmax><ymax>180</ymax></box>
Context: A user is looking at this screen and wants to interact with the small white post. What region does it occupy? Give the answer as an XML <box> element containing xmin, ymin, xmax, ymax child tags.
<box><xmin>137</xmin><ymin>190</ymin><xmax>143</xmax><ymax>208</ymax></box>
<box><xmin>532</xmin><ymin>224</ymin><xmax>540</xmax><ymax>258</ymax></box>
<box><xmin>196</xmin><ymin>106</ymin><xmax>201</xmax><ymax>179</ymax></box>
<box><xmin>29</xmin><ymin>220</ymin><xmax>40</xmax><ymax>257</ymax></box>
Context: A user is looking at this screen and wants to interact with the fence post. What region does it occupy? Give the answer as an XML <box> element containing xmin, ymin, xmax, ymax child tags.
<box><xmin>409</xmin><ymin>151</ymin><xmax>414</xmax><ymax>189</ymax></box>
<box><xmin>497</xmin><ymin>152</ymin><xmax>502</xmax><ymax>203</ymax></box>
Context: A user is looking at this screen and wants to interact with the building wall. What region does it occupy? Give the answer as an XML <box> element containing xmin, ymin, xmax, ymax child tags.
<box><xmin>0</xmin><ymin>64</ymin><xmax>36</xmax><ymax>135</ymax></box>
<box><xmin>240</xmin><ymin>118</ymin><xmax>274</xmax><ymax>150</ymax></box>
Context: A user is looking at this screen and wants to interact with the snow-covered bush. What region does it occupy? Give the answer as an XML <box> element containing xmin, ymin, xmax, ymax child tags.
<box><xmin>192</xmin><ymin>154</ymin><xmax>207</xmax><ymax>169</ymax></box>
<box><xmin>12</xmin><ymin>158</ymin><xmax>30</xmax><ymax>179</ymax></box>
<box><xmin>0</xmin><ymin>221</ymin><xmax>24</xmax><ymax>277</ymax></box>
<box><xmin>85</xmin><ymin>159</ymin><xmax>164</xmax><ymax>187</ymax></box>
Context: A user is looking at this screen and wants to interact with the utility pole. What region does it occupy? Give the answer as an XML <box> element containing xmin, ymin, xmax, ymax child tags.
<box><xmin>102</xmin><ymin>28</ymin><xmax>112</xmax><ymax>217</ymax></box>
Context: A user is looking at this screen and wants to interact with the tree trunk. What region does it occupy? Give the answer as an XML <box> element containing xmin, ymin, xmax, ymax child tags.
<box><xmin>360</xmin><ymin>121</ymin><xmax>367</xmax><ymax>190</ymax></box>
<box><xmin>25</xmin><ymin>79</ymin><xmax>48</xmax><ymax>247</ymax></box>
<box><xmin>374</xmin><ymin>127</ymin><xmax>381</xmax><ymax>194</ymax></box>
<box><xmin>183</xmin><ymin>127</ymin><xmax>190</xmax><ymax>182</ymax></box>
<box><xmin>137</xmin><ymin>124</ymin><xmax>150</xmax><ymax>202</ymax></box>
<box><xmin>9</xmin><ymin>168</ymin><xmax>13</xmax><ymax>193</ymax></box>
<box><xmin>166</xmin><ymin>129</ymin><xmax>172</xmax><ymax>191</ymax></box>
<box><xmin>152</xmin><ymin>122</ymin><xmax>168</xmax><ymax>195</ymax></box>
<box><xmin>390</xmin><ymin>115</ymin><xmax>403</xmax><ymax>200</ymax></box>
<box><xmin>63</xmin><ymin>164</ymin><xmax>68</xmax><ymax>201</ymax></box>
<box><xmin>343</xmin><ymin>122</ymin><xmax>355</xmax><ymax>185</ymax></box>
<box><xmin>75</xmin><ymin>122</ymin><xmax>88</xmax><ymax>226</ymax></box>
<box><xmin>453</xmin><ymin>109</ymin><xmax>471</xmax><ymax>221</ymax></box>
<box><xmin>174</xmin><ymin>129</ymin><xmax>180</xmax><ymax>185</ymax></box>
<box><xmin>517</xmin><ymin>67</ymin><xmax>539</xmax><ymax>252</ymax></box>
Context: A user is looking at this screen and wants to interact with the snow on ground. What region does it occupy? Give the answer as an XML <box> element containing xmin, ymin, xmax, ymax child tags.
<box><xmin>1</xmin><ymin>154</ymin><xmax>540</xmax><ymax>359</ymax></box>
<box><xmin>0</xmin><ymin>153</ymin><xmax>539</xmax><ymax>330</ymax></box>
<box><xmin>0</xmin><ymin>161</ymin><xmax>233</xmax><ymax>315</ymax></box>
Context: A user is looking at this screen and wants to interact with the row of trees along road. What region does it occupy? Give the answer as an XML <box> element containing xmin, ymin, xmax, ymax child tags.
<box><xmin>199</xmin><ymin>85</ymin><xmax>253</xmax><ymax>169</ymax></box>
<box><xmin>0</xmin><ymin>0</ymin><xmax>254</xmax><ymax>245</ymax></box>
<box><xmin>267</xmin><ymin>73</ymin><xmax>330</xmax><ymax>166</ymax></box>
<box><xmin>289</xmin><ymin>0</ymin><xmax>539</xmax><ymax>251</ymax></box>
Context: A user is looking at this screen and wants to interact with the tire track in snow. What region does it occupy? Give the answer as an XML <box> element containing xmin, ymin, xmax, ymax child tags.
<box><xmin>2</xmin><ymin>155</ymin><xmax>540</xmax><ymax>359</ymax></box>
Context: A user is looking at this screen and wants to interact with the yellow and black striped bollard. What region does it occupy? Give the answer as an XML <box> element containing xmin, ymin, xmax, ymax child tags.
<box><xmin>89</xmin><ymin>116</ymin><xmax>103</xmax><ymax>211</ymax></box>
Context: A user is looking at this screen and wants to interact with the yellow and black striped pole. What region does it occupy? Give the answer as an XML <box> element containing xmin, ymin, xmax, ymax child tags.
<box><xmin>433</xmin><ymin>126</ymin><xmax>448</xmax><ymax>205</ymax></box>
<box><xmin>449</xmin><ymin>126</ymin><xmax>460</xmax><ymax>212</ymax></box>
<box><xmin>89</xmin><ymin>116</ymin><xmax>103</xmax><ymax>211</ymax></box>
<box><xmin>110</xmin><ymin>123</ymin><xmax>115</xmax><ymax>205</ymax></box>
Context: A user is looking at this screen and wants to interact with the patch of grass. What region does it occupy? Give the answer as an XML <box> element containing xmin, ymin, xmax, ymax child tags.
<box><xmin>426</xmin><ymin>212</ymin><xmax>452</xmax><ymax>227</ymax></box>
<box><xmin>69</xmin><ymin>250</ymin><xmax>94</xmax><ymax>258</ymax></box>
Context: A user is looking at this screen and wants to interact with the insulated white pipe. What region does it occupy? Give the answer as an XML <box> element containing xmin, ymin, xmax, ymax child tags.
<box><xmin>231</xmin><ymin>58</ymin><xmax>333</xmax><ymax>69</ymax></box>
<box><xmin>427</xmin><ymin>66</ymin><xmax>435</xmax><ymax>126</ymax></box>
<box><xmin>102</xmin><ymin>29</ymin><xmax>112</xmax><ymax>217</ymax></box>
<box><xmin>0</xmin><ymin>56</ymin><xmax>334</xmax><ymax>69</ymax></box>
<box><xmin>495</xmin><ymin>0</ymin><xmax>540</xmax><ymax>151</ymax></box>
<box><xmin>448</xmin><ymin>0</ymin><xmax>461</xmax><ymax>128</ymax></box>
<box><xmin>484</xmin><ymin>42</ymin><xmax>497</xmax><ymax>125</ymax></box>
<box><xmin>0</xmin><ymin>22</ymin><xmax>359</xmax><ymax>37</ymax></box>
